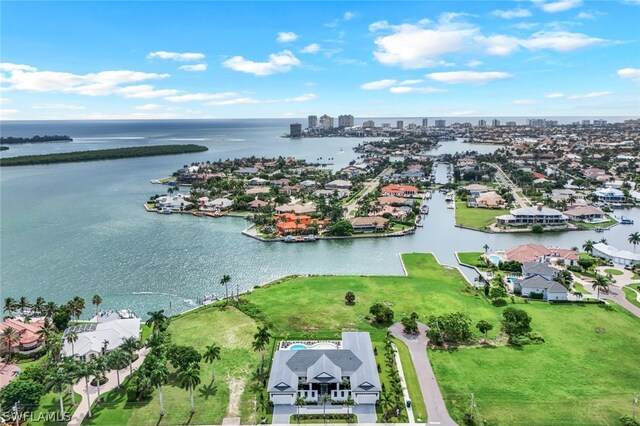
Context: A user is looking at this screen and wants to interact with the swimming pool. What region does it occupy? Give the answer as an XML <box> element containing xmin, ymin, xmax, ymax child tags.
<box><xmin>289</xmin><ymin>344</ymin><xmax>307</xmax><ymax>350</ymax></box>
<box><xmin>489</xmin><ymin>255</ymin><xmax>503</xmax><ymax>264</ymax></box>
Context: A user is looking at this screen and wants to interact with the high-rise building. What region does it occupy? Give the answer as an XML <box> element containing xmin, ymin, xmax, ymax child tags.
<box><xmin>319</xmin><ymin>114</ymin><xmax>334</xmax><ymax>129</ymax></box>
<box><xmin>422</xmin><ymin>118</ymin><xmax>429</xmax><ymax>127</ymax></box>
<box><xmin>506</xmin><ymin>121</ymin><xmax>517</xmax><ymax>126</ymax></box>
<box><xmin>338</xmin><ymin>114</ymin><xmax>354</xmax><ymax>128</ymax></box>
<box><xmin>582</xmin><ymin>120</ymin><xmax>591</xmax><ymax>126</ymax></box>
<box><xmin>478</xmin><ymin>119</ymin><xmax>486</xmax><ymax>127</ymax></box>
<box><xmin>289</xmin><ymin>123</ymin><xmax>302</xmax><ymax>138</ymax></box>
<box><xmin>593</xmin><ymin>119</ymin><xmax>607</xmax><ymax>126</ymax></box>
<box><xmin>382</xmin><ymin>123</ymin><xmax>390</xmax><ymax>129</ymax></box>
<box><xmin>491</xmin><ymin>119</ymin><xmax>500</xmax><ymax>127</ymax></box>
<box><xmin>308</xmin><ymin>115</ymin><xmax>317</xmax><ymax>128</ymax></box>
<box><xmin>434</xmin><ymin>119</ymin><xmax>446</xmax><ymax>128</ymax></box>
<box><xmin>396</xmin><ymin>120</ymin><xmax>404</xmax><ymax>130</ymax></box>
<box><xmin>362</xmin><ymin>120</ymin><xmax>375</xmax><ymax>128</ymax></box>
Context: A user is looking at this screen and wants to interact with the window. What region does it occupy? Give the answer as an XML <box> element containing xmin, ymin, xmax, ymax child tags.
<box><xmin>304</xmin><ymin>391</ymin><xmax>308</xmax><ymax>397</ymax></box>
<box><xmin>341</xmin><ymin>391</ymin><xmax>344</xmax><ymax>397</ymax></box>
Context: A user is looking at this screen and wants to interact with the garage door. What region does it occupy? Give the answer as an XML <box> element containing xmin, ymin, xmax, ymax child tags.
<box><xmin>354</xmin><ymin>393</ymin><xmax>377</xmax><ymax>404</ymax></box>
<box><xmin>271</xmin><ymin>394</ymin><xmax>294</xmax><ymax>405</ymax></box>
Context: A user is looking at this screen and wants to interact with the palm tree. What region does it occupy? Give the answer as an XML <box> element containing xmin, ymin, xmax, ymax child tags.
<box><xmin>220</xmin><ymin>275</ymin><xmax>231</xmax><ymax>300</ymax></box>
<box><xmin>3</xmin><ymin>297</ymin><xmax>16</xmax><ymax>317</ymax></box>
<box><xmin>107</xmin><ymin>349</ymin><xmax>129</xmax><ymax>389</ymax></box>
<box><xmin>0</xmin><ymin>327</ymin><xmax>20</xmax><ymax>355</ymax></box>
<box><xmin>67</xmin><ymin>297</ymin><xmax>85</xmax><ymax>321</ymax></box>
<box><xmin>45</xmin><ymin>364</ymin><xmax>68</xmax><ymax>417</ymax></box>
<box><xmin>178</xmin><ymin>364</ymin><xmax>201</xmax><ymax>414</ymax></box>
<box><xmin>93</xmin><ymin>356</ymin><xmax>108</xmax><ymax>403</ymax></box>
<box><xmin>66</xmin><ymin>330</ymin><xmax>79</xmax><ymax>357</ymax></box>
<box><xmin>320</xmin><ymin>393</ymin><xmax>332</xmax><ymax>423</ymax></box>
<box><xmin>567</xmin><ymin>194</ymin><xmax>576</xmax><ymax>207</ymax></box>
<box><xmin>629</xmin><ymin>232</ymin><xmax>640</xmax><ymax>253</ymax></box>
<box><xmin>202</xmin><ymin>343</ymin><xmax>221</xmax><ymax>382</ymax></box>
<box><xmin>146</xmin><ymin>310</ymin><xmax>168</xmax><ymax>335</ymax></box>
<box><xmin>91</xmin><ymin>294</ymin><xmax>103</xmax><ymax>321</ymax></box>
<box><xmin>343</xmin><ymin>395</ymin><xmax>356</xmax><ymax>420</ymax></box>
<box><xmin>47</xmin><ymin>336</ymin><xmax>64</xmax><ymax>363</ymax></box>
<box><xmin>378</xmin><ymin>391</ymin><xmax>394</xmax><ymax>415</ymax></box>
<box><xmin>78</xmin><ymin>361</ymin><xmax>95</xmax><ymax>418</ymax></box>
<box><xmin>582</xmin><ymin>240</ymin><xmax>595</xmax><ymax>254</ymax></box>
<box><xmin>43</xmin><ymin>301</ymin><xmax>58</xmax><ymax>318</ymax></box>
<box><xmin>592</xmin><ymin>274</ymin><xmax>610</xmax><ymax>301</ymax></box>
<box><xmin>33</xmin><ymin>297</ymin><xmax>46</xmax><ymax>316</ymax></box>
<box><xmin>150</xmin><ymin>359</ymin><xmax>169</xmax><ymax>416</ymax></box>
<box><xmin>62</xmin><ymin>357</ymin><xmax>80</xmax><ymax>406</ymax></box>
<box><xmin>599</xmin><ymin>238</ymin><xmax>608</xmax><ymax>244</ymax></box>
<box><xmin>17</xmin><ymin>296</ymin><xmax>30</xmax><ymax>315</ymax></box>
<box><xmin>120</xmin><ymin>337</ymin><xmax>140</xmax><ymax>376</ymax></box>
<box><xmin>294</xmin><ymin>396</ymin><xmax>306</xmax><ymax>423</ymax></box>
<box><xmin>252</xmin><ymin>326</ymin><xmax>270</xmax><ymax>377</ymax></box>
<box><xmin>482</xmin><ymin>244</ymin><xmax>490</xmax><ymax>253</ymax></box>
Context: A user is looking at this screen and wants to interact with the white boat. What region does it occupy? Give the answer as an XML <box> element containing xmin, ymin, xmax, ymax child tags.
<box><xmin>150</xmin><ymin>179</ymin><xmax>161</xmax><ymax>184</ymax></box>
<box><xmin>159</xmin><ymin>208</ymin><xmax>173</xmax><ymax>214</ymax></box>
<box><xmin>447</xmin><ymin>204</ymin><xmax>454</xmax><ymax>209</ymax></box>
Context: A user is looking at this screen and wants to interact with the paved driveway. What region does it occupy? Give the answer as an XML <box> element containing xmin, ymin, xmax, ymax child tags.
<box><xmin>272</xmin><ymin>404</ymin><xmax>295</xmax><ymax>424</ymax></box>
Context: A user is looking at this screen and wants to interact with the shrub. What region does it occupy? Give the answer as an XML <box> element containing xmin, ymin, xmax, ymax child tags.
<box><xmin>530</xmin><ymin>292</ymin><xmax>544</xmax><ymax>300</ymax></box>
<box><xmin>344</xmin><ymin>291</ymin><xmax>356</xmax><ymax>305</ymax></box>
<box><xmin>502</xmin><ymin>307</ymin><xmax>532</xmax><ymax>337</ymax></box>
<box><xmin>401</xmin><ymin>315</ymin><xmax>419</xmax><ymax>334</ymax></box>
<box><xmin>369</xmin><ymin>303</ymin><xmax>394</xmax><ymax>324</ymax></box>
<box><xmin>531</xmin><ymin>224</ymin><xmax>544</xmax><ymax>233</ymax></box>
<box><xmin>620</xmin><ymin>415</ymin><xmax>640</xmax><ymax>426</ymax></box>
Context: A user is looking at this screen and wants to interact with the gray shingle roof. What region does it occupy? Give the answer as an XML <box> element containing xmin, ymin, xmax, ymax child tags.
<box><xmin>522</xmin><ymin>262</ymin><xmax>557</xmax><ymax>277</ymax></box>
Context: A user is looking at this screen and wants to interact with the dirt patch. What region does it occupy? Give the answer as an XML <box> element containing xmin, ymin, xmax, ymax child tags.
<box><xmin>226</xmin><ymin>376</ymin><xmax>245</xmax><ymax>417</ymax></box>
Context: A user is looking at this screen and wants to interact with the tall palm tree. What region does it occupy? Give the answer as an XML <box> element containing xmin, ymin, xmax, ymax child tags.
<box><xmin>178</xmin><ymin>364</ymin><xmax>201</xmax><ymax>414</ymax></box>
<box><xmin>582</xmin><ymin>240</ymin><xmax>595</xmax><ymax>254</ymax></box>
<box><xmin>93</xmin><ymin>356</ymin><xmax>108</xmax><ymax>403</ymax></box>
<box><xmin>378</xmin><ymin>391</ymin><xmax>394</xmax><ymax>416</ymax></box>
<box><xmin>252</xmin><ymin>326</ymin><xmax>270</xmax><ymax>377</ymax></box>
<box><xmin>567</xmin><ymin>194</ymin><xmax>576</xmax><ymax>207</ymax></box>
<box><xmin>67</xmin><ymin>297</ymin><xmax>85</xmax><ymax>321</ymax></box>
<box><xmin>43</xmin><ymin>301</ymin><xmax>58</xmax><ymax>318</ymax></box>
<box><xmin>599</xmin><ymin>238</ymin><xmax>608</xmax><ymax>244</ymax></box>
<box><xmin>33</xmin><ymin>297</ymin><xmax>46</xmax><ymax>316</ymax></box>
<box><xmin>3</xmin><ymin>297</ymin><xmax>16</xmax><ymax>317</ymax></box>
<box><xmin>66</xmin><ymin>330</ymin><xmax>79</xmax><ymax>357</ymax></box>
<box><xmin>91</xmin><ymin>294</ymin><xmax>102</xmax><ymax>321</ymax></box>
<box><xmin>202</xmin><ymin>343</ymin><xmax>221</xmax><ymax>382</ymax></box>
<box><xmin>47</xmin><ymin>336</ymin><xmax>64</xmax><ymax>363</ymax></box>
<box><xmin>146</xmin><ymin>310</ymin><xmax>168</xmax><ymax>335</ymax></box>
<box><xmin>220</xmin><ymin>275</ymin><xmax>231</xmax><ymax>300</ymax></box>
<box><xmin>62</xmin><ymin>357</ymin><xmax>80</xmax><ymax>406</ymax></box>
<box><xmin>150</xmin><ymin>359</ymin><xmax>169</xmax><ymax>416</ymax></box>
<box><xmin>0</xmin><ymin>327</ymin><xmax>20</xmax><ymax>354</ymax></box>
<box><xmin>592</xmin><ymin>274</ymin><xmax>610</xmax><ymax>301</ymax></box>
<box><xmin>45</xmin><ymin>364</ymin><xmax>68</xmax><ymax>417</ymax></box>
<box><xmin>120</xmin><ymin>337</ymin><xmax>140</xmax><ymax>376</ymax></box>
<box><xmin>77</xmin><ymin>361</ymin><xmax>95</xmax><ymax>418</ymax></box>
<box><xmin>294</xmin><ymin>396</ymin><xmax>306</xmax><ymax>423</ymax></box>
<box><xmin>17</xmin><ymin>296</ymin><xmax>30</xmax><ymax>315</ymax></box>
<box><xmin>629</xmin><ymin>232</ymin><xmax>640</xmax><ymax>253</ymax></box>
<box><xmin>320</xmin><ymin>393</ymin><xmax>332</xmax><ymax>423</ymax></box>
<box><xmin>482</xmin><ymin>244</ymin><xmax>490</xmax><ymax>253</ymax></box>
<box><xmin>343</xmin><ymin>395</ymin><xmax>357</xmax><ymax>419</ymax></box>
<box><xmin>107</xmin><ymin>349</ymin><xmax>129</xmax><ymax>389</ymax></box>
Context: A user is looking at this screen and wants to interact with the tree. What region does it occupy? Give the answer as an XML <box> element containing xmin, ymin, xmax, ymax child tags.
<box><xmin>202</xmin><ymin>343</ymin><xmax>221</xmax><ymax>382</ymax></box>
<box><xmin>77</xmin><ymin>361</ymin><xmax>95</xmax><ymax>418</ymax></box>
<box><xmin>294</xmin><ymin>395</ymin><xmax>307</xmax><ymax>423</ymax></box>
<box><xmin>401</xmin><ymin>315</ymin><xmax>419</xmax><ymax>334</ymax></box>
<box><xmin>0</xmin><ymin>379</ymin><xmax>44</xmax><ymax>413</ymax></box>
<box><xmin>68</xmin><ymin>297</ymin><xmax>85</xmax><ymax>321</ymax></box>
<box><xmin>107</xmin><ymin>349</ymin><xmax>129</xmax><ymax>389</ymax></box>
<box><xmin>329</xmin><ymin>220</ymin><xmax>354</xmax><ymax>236</ymax></box>
<box><xmin>178</xmin><ymin>364</ymin><xmax>201</xmax><ymax>414</ymax></box>
<box><xmin>369</xmin><ymin>303</ymin><xmax>394</xmax><ymax>324</ymax></box>
<box><xmin>92</xmin><ymin>294</ymin><xmax>103</xmax><ymax>320</ymax></box>
<box><xmin>582</xmin><ymin>240</ymin><xmax>595</xmax><ymax>254</ymax></box>
<box><xmin>93</xmin><ymin>356</ymin><xmax>108</xmax><ymax>403</ymax></box>
<box><xmin>483</xmin><ymin>244</ymin><xmax>490</xmax><ymax>253</ymax></box>
<box><xmin>343</xmin><ymin>395</ymin><xmax>357</xmax><ymax>418</ymax></box>
<box><xmin>3</xmin><ymin>297</ymin><xmax>16</xmax><ymax>317</ymax></box>
<box><xmin>52</xmin><ymin>309</ymin><xmax>71</xmax><ymax>332</ymax></box>
<box><xmin>33</xmin><ymin>297</ymin><xmax>46</xmax><ymax>316</ymax></box>
<box><xmin>44</xmin><ymin>364</ymin><xmax>68</xmax><ymax>416</ymax></box>
<box><xmin>501</xmin><ymin>307</ymin><xmax>532</xmax><ymax>337</ymax></box>
<box><xmin>120</xmin><ymin>337</ymin><xmax>140</xmax><ymax>376</ymax></box>
<box><xmin>0</xmin><ymin>327</ymin><xmax>20</xmax><ymax>354</ymax></box>
<box><xmin>592</xmin><ymin>274</ymin><xmax>610</xmax><ymax>301</ymax></box>
<box><xmin>150</xmin><ymin>359</ymin><xmax>169</xmax><ymax>416</ymax></box>
<box><xmin>531</xmin><ymin>224</ymin><xmax>544</xmax><ymax>234</ymax></box>
<box><xmin>320</xmin><ymin>392</ymin><xmax>332</xmax><ymax>422</ymax></box>
<box><xmin>426</xmin><ymin>312</ymin><xmax>473</xmax><ymax>345</ymax></box>
<box><xmin>252</xmin><ymin>326</ymin><xmax>271</xmax><ymax>377</ymax></box>
<box><xmin>62</xmin><ymin>357</ymin><xmax>80</xmax><ymax>406</ymax></box>
<box><xmin>167</xmin><ymin>345</ymin><xmax>202</xmax><ymax>371</ymax></box>
<box><xmin>146</xmin><ymin>310</ymin><xmax>168</xmax><ymax>335</ymax></box>
<box><xmin>629</xmin><ymin>232</ymin><xmax>640</xmax><ymax>253</ymax></box>
<box><xmin>66</xmin><ymin>330</ymin><xmax>79</xmax><ymax>357</ymax></box>
<box><xmin>17</xmin><ymin>296</ymin><xmax>30</xmax><ymax>315</ymax></box>
<box><xmin>220</xmin><ymin>274</ymin><xmax>232</xmax><ymax>300</ymax></box>
<box><xmin>344</xmin><ymin>291</ymin><xmax>356</xmax><ymax>305</ymax></box>
<box><xmin>476</xmin><ymin>320</ymin><xmax>493</xmax><ymax>342</ymax></box>
<box><xmin>489</xmin><ymin>285</ymin><xmax>508</xmax><ymax>300</ymax></box>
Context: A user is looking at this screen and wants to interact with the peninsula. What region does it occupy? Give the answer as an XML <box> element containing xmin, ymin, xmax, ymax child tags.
<box><xmin>0</xmin><ymin>135</ymin><xmax>72</xmax><ymax>144</ymax></box>
<box><xmin>0</xmin><ymin>144</ymin><xmax>208</xmax><ymax>166</ymax></box>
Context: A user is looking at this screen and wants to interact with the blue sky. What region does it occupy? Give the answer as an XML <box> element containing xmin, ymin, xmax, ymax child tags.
<box><xmin>1</xmin><ymin>0</ymin><xmax>639</xmax><ymax>120</ymax></box>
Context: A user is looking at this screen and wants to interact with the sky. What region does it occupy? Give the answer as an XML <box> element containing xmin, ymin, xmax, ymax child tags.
<box><xmin>0</xmin><ymin>0</ymin><xmax>639</xmax><ymax>120</ymax></box>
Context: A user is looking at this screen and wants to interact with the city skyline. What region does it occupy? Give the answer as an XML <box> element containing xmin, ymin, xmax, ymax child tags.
<box><xmin>1</xmin><ymin>1</ymin><xmax>639</xmax><ymax>120</ymax></box>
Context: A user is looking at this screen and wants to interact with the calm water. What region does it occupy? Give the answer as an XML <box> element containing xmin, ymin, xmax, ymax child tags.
<box><xmin>1</xmin><ymin>119</ymin><xmax>638</xmax><ymax>318</ymax></box>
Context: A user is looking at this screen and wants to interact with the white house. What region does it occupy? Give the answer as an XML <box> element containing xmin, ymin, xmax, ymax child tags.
<box><xmin>515</xmin><ymin>275</ymin><xmax>568</xmax><ymax>301</ymax></box>
<box><xmin>592</xmin><ymin>188</ymin><xmax>625</xmax><ymax>203</ymax></box>
<box><xmin>62</xmin><ymin>318</ymin><xmax>141</xmax><ymax>361</ymax></box>
<box><xmin>592</xmin><ymin>243</ymin><xmax>640</xmax><ymax>266</ymax></box>
<box><xmin>496</xmin><ymin>204</ymin><xmax>568</xmax><ymax>227</ymax></box>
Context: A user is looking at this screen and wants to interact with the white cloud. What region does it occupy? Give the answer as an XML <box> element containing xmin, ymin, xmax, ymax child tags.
<box><xmin>277</xmin><ymin>32</ymin><xmax>298</xmax><ymax>43</ymax></box>
<box><xmin>284</xmin><ymin>93</ymin><xmax>317</xmax><ymax>102</ymax></box>
<box><xmin>222</xmin><ymin>50</ymin><xmax>300</xmax><ymax>76</ymax></box>
<box><xmin>389</xmin><ymin>86</ymin><xmax>446</xmax><ymax>94</ymax></box>
<box><xmin>466</xmin><ymin>60</ymin><xmax>483</xmax><ymax>68</ymax></box>
<box><xmin>0</xmin><ymin>108</ymin><xmax>19</xmax><ymax>118</ymax></box>
<box><xmin>147</xmin><ymin>51</ymin><xmax>205</xmax><ymax>62</ymax></box>
<box><xmin>207</xmin><ymin>97</ymin><xmax>261</xmax><ymax>106</ymax></box>
<box><xmin>369</xmin><ymin>20</ymin><xmax>390</xmax><ymax>32</ymax></box>
<box><xmin>568</xmin><ymin>91</ymin><xmax>612</xmax><ymax>99</ymax></box>
<box><xmin>360</xmin><ymin>79</ymin><xmax>397</xmax><ymax>90</ymax></box>
<box><xmin>522</xmin><ymin>31</ymin><xmax>604</xmax><ymax>51</ymax></box>
<box><xmin>344</xmin><ymin>11</ymin><xmax>355</xmax><ymax>21</ymax></box>
<box><xmin>477</xmin><ymin>34</ymin><xmax>522</xmax><ymax>55</ymax></box>
<box><xmin>301</xmin><ymin>44</ymin><xmax>321</xmax><ymax>54</ymax></box>
<box><xmin>0</xmin><ymin>63</ymin><xmax>37</xmax><ymax>72</ymax></box>
<box><xmin>618</xmin><ymin>68</ymin><xmax>640</xmax><ymax>82</ymax></box>
<box><xmin>532</xmin><ymin>0</ymin><xmax>583</xmax><ymax>13</ymax></box>
<box><xmin>513</xmin><ymin>22</ymin><xmax>540</xmax><ymax>30</ymax></box>
<box><xmin>492</xmin><ymin>8</ymin><xmax>532</xmax><ymax>19</ymax></box>
<box><xmin>426</xmin><ymin>71</ymin><xmax>512</xmax><ymax>84</ymax></box>
<box><xmin>178</xmin><ymin>64</ymin><xmax>207</xmax><ymax>72</ymax></box>
<box><xmin>135</xmin><ymin>104</ymin><xmax>163</xmax><ymax>111</ymax></box>
<box><xmin>115</xmin><ymin>85</ymin><xmax>179</xmax><ymax>99</ymax></box>
<box><xmin>546</xmin><ymin>92</ymin><xmax>566</xmax><ymax>98</ymax></box>
<box><xmin>623</xmin><ymin>0</ymin><xmax>640</xmax><ymax>5</ymax></box>
<box><xmin>165</xmin><ymin>92</ymin><xmax>239</xmax><ymax>102</ymax></box>
<box><xmin>512</xmin><ymin>99</ymin><xmax>538</xmax><ymax>105</ymax></box>
<box><xmin>576</xmin><ymin>11</ymin><xmax>595</xmax><ymax>19</ymax></box>
<box><xmin>0</xmin><ymin>97</ymin><xmax>10</xmax><ymax>104</ymax></box>
<box><xmin>398</xmin><ymin>79</ymin><xmax>423</xmax><ymax>85</ymax></box>
<box><xmin>31</xmin><ymin>103</ymin><xmax>85</xmax><ymax>110</ymax></box>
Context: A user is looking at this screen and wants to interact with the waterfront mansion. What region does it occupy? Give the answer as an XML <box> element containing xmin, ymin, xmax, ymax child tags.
<box><xmin>268</xmin><ymin>332</ymin><xmax>381</xmax><ymax>406</ymax></box>
<box><xmin>496</xmin><ymin>203</ymin><xmax>568</xmax><ymax>227</ymax></box>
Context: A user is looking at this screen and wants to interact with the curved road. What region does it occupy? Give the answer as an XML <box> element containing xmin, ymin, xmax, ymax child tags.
<box><xmin>389</xmin><ymin>322</ymin><xmax>457</xmax><ymax>426</ymax></box>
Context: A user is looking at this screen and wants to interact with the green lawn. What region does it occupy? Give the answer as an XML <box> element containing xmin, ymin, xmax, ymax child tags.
<box><xmin>28</xmin><ymin>390</ymin><xmax>82</xmax><ymax>426</ymax></box>
<box><xmin>575</xmin><ymin>215</ymin><xmax>617</xmax><ymax>230</ymax></box>
<box><xmin>622</xmin><ymin>285</ymin><xmax>640</xmax><ymax>309</ymax></box>
<box><xmin>456</xmin><ymin>252</ymin><xmax>486</xmax><ymax>269</ymax></box>
<box><xmin>85</xmin><ymin>306</ymin><xmax>259</xmax><ymax>426</ymax></box>
<box><xmin>604</xmin><ymin>268</ymin><xmax>624</xmax><ymax>276</ymax></box>
<box><xmin>455</xmin><ymin>200</ymin><xmax>508</xmax><ymax>230</ymax></box>
<box><xmin>394</xmin><ymin>339</ymin><xmax>427</xmax><ymax>422</ymax></box>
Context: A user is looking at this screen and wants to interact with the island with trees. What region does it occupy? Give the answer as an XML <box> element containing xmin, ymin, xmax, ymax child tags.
<box><xmin>0</xmin><ymin>144</ymin><xmax>208</xmax><ymax>166</ymax></box>
<box><xmin>0</xmin><ymin>135</ymin><xmax>73</xmax><ymax>144</ymax></box>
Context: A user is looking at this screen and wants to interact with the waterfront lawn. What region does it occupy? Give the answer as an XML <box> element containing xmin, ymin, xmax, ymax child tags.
<box><xmin>85</xmin><ymin>307</ymin><xmax>259</xmax><ymax>426</ymax></box>
<box><xmin>575</xmin><ymin>215</ymin><xmax>617</xmax><ymax>230</ymax></box>
<box><xmin>244</xmin><ymin>254</ymin><xmax>640</xmax><ymax>425</ymax></box>
<box><xmin>455</xmin><ymin>200</ymin><xmax>508</xmax><ymax>230</ymax></box>
<box><xmin>456</xmin><ymin>251</ymin><xmax>485</xmax><ymax>269</ymax></box>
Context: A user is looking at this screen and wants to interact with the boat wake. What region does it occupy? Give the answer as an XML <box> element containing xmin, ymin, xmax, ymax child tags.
<box><xmin>130</xmin><ymin>291</ymin><xmax>181</xmax><ymax>297</ymax></box>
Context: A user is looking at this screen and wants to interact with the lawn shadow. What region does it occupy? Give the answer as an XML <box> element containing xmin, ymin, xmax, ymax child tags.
<box><xmin>180</xmin><ymin>412</ymin><xmax>195</xmax><ymax>425</ymax></box>
<box><xmin>198</xmin><ymin>382</ymin><xmax>218</xmax><ymax>399</ymax></box>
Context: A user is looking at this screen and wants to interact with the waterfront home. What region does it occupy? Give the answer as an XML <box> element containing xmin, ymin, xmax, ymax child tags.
<box><xmin>496</xmin><ymin>204</ymin><xmax>568</xmax><ymax>227</ymax></box>
<box><xmin>563</xmin><ymin>206</ymin><xmax>605</xmax><ymax>222</ymax></box>
<box><xmin>592</xmin><ymin>243</ymin><xmax>640</xmax><ymax>266</ymax></box>
<box><xmin>206</xmin><ymin>198</ymin><xmax>234</xmax><ymax>210</ymax></box>
<box><xmin>274</xmin><ymin>213</ymin><xmax>329</xmax><ymax>235</ymax></box>
<box><xmin>551</xmin><ymin>189</ymin><xmax>584</xmax><ymax>203</ymax></box>
<box><xmin>388</xmin><ymin>170</ymin><xmax>425</xmax><ymax>181</ymax></box>
<box><xmin>505</xmin><ymin>243</ymin><xmax>578</xmax><ymax>265</ymax></box>
<box><xmin>350</xmin><ymin>216</ymin><xmax>388</xmax><ymax>233</ymax></box>
<box><xmin>0</xmin><ymin>318</ymin><xmax>45</xmax><ymax>353</ymax></box>
<box><xmin>467</xmin><ymin>191</ymin><xmax>505</xmax><ymax>208</ymax></box>
<box><xmin>276</xmin><ymin>203</ymin><xmax>317</xmax><ymax>215</ymax></box>
<box><xmin>268</xmin><ymin>332</ymin><xmax>381</xmax><ymax>405</ymax></box>
<box><xmin>248</xmin><ymin>199</ymin><xmax>269</xmax><ymax>211</ymax></box>
<box><xmin>592</xmin><ymin>188</ymin><xmax>625</xmax><ymax>203</ymax></box>
<box><xmin>155</xmin><ymin>194</ymin><xmax>193</xmax><ymax>211</ymax></box>
<box><xmin>377</xmin><ymin>196</ymin><xmax>410</xmax><ymax>206</ymax></box>
<box><xmin>381</xmin><ymin>184</ymin><xmax>418</xmax><ymax>197</ymax></box>
<box><xmin>463</xmin><ymin>183</ymin><xmax>489</xmax><ymax>196</ymax></box>
<box><xmin>326</xmin><ymin>179</ymin><xmax>353</xmax><ymax>190</ymax></box>
<box><xmin>514</xmin><ymin>275</ymin><xmax>568</xmax><ymax>301</ymax></box>
<box><xmin>522</xmin><ymin>261</ymin><xmax>559</xmax><ymax>281</ymax></box>
<box><xmin>372</xmin><ymin>205</ymin><xmax>408</xmax><ymax>220</ymax></box>
<box><xmin>62</xmin><ymin>318</ymin><xmax>140</xmax><ymax>361</ymax></box>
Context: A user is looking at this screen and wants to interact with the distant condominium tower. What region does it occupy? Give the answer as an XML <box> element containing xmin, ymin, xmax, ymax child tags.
<box><xmin>491</xmin><ymin>119</ymin><xmax>500</xmax><ymax>127</ymax></box>
<box><xmin>478</xmin><ymin>119</ymin><xmax>486</xmax><ymax>127</ymax></box>
<box><xmin>422</xmin><ymin>118</ymin><xmax>429</xmax><ymax>127</ymax></box>
<box><xmin>382</xmin><ymin>123</ymin><xmax>390</xmax><ymax>129</ymax></box>
<box><xmin>582</xmin><ymin>120</ymin><xmax>591</xmax><ymax>126</ymax></box>
<box><xmin>506</xmin><ymin>121</ymin><xmax>517</xmax><ymax>126</ymax></box>
<box><xmin>308</xmin><ymin>115</ymin><xmax>317</xmax><ymax>128</ymax></box>
<box><xmin>362</xmin><ymin>120</ymin><xmax>375</xmax><ymax>128</ymax></box>
<box><xmin>434</xmin><ymin>119</ymin><xmax>446</xmax><ymax>128</ymax></box>
<box><xmin>338</xmin><ymin>114</ymin><xmax>355</xmax><ymax>128</ymax></box>
<box><xmin>593</xmin><ymin>119</ymin><xmax>607</xmax><ymax>126</ymax></box>
<box><xmin>319</xmin><ymin>114</ymin><xmax>334</xmax><ymax>129</ymax></box>
<box><xmin>396</xmin><ymin>120</ymin><xmax>404</xmax><ymax>130</ymax></box>
<box><xmin>289</xmin><ymin>123</ymin><xmax>302</xmax><ymax>138</ymax></box>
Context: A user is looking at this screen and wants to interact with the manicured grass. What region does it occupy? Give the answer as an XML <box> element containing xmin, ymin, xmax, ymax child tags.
<box><xmin>633</xmin><ymin>274</ymin><xmax>640</xmax><ymax>280</ymax></box>
<box><xmin>456</xmin><ymin>252</ymin><xmax>486</xmax><ymax>269</ymax></box>
<box><xmin>394</xmin><ymin>339</ymin><xmax>427</xmax><ymax>422</ymax></box>
<box><xmin>455</xmin><ymin>200</ymin><xmax>508</xmax><ymax>230</ymax></box>
<box><xmin>244</xmin><ymin>254</ymin><xmax>640</xmax><ymax>425</ymax></box>
<box><xmin>30</xmin><ymin>390</ymin><xmax>82</xmax><ymax>425</ymax></box>
<box><xmin>622</xmin><ymin>285</ymin><xmax>640</xmax><ymax>309</ymax></box>
<box><xmin>575</xmin><ymin>215</ymin><xmax>617</xmax><ymax>230</ymax></box>
<box><xmin>604</xmin><ymin>268</ymin><xmax>624</xmax><ymax>276</ymax></box>
<box><xmin>373</xmin><ymin>342</ymin><xmax>408</xmax><ymax>421</ymax></box>
<box><xmin>85</xmin><ymin>306</ymin><xmax>259</xmax><ymax>426</ymax></box>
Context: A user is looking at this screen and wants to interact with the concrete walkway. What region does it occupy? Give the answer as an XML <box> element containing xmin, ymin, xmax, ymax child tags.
<box><xmin>68</xmin><ymin>347</ymin><xmax>149</xmax><ymax>426</ymax></box>
<box><xmin>389</xmin><ymin>323</ymin><xmax>457</xmax><ymax>426</ymax></box>
<box><xmin>572</xmin><ymin>274</ymin><xmax>640</xmax><ymax>318</ymax></box>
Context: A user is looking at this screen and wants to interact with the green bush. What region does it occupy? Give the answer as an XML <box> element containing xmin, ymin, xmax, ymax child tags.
<box><xmin>530</xmin><ymin>292</ymin><xmax>544</xmax><ymax>300</ymax></box>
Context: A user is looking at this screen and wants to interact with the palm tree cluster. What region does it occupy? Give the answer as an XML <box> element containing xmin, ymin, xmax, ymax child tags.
<box><xmin>379</xmin><ymin>334</ymin><xmax>407</xmax><ymax>421</ymax></box>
